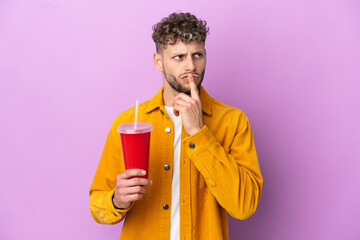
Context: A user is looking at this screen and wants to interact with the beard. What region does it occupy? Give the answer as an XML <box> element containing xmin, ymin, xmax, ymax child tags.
<box><xmin>163</xmin><ymin>66</ymin><xmax>205</xmax><ymax>96</ymax></box>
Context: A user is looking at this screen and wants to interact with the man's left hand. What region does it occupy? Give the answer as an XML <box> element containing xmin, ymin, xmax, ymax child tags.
<box><xmin>173</xmin><ymin>73</ymin><xmax>204</xmax><ymax>136</ymax></box>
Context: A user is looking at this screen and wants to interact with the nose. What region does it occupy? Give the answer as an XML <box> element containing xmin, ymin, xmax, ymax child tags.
<box><xmin>185</xmin><ymin>57</ymin><xmax>196</xmax><ymax>72</ymax></box>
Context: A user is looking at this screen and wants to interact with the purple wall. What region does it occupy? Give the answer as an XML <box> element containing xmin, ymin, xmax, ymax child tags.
<box><xmin>1</xmin><ymin>0</ymin><xmax>359</xmax><ymax>239</ymax></box>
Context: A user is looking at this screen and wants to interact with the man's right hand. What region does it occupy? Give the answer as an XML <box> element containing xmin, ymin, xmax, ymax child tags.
<box><xmin>113</xmin><ymin>169</ymin><xmax>152</xmax><ymax>209</ymax></box>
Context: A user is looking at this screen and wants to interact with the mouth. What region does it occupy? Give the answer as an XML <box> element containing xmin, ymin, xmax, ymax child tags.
<box><xmin>180</xmin><ymin>74</ymin><xmax>200</xmax><ymax>81</ymax></box>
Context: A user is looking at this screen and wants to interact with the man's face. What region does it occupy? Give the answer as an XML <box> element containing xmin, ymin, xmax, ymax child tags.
<box><xmin>158</xmin><ymin>41</ymin><xmax>206</xmax><ymax>95</ymax></box>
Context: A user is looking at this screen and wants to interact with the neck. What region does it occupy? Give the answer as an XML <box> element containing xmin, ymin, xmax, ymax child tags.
<box><xmin>162</xmin><ymin>83</ymin><xmax>178</xmax><ymax>107</ymax></box>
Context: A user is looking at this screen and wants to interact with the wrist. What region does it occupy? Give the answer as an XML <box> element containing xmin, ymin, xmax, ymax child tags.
<box><xmin>189</xmin><ymin>125</ymin><xmax>203</xmax><ymax>136</ymax></box>
<box><xmin>112</xmin><ymin>194</ymin><xmax>130</xmax><ymax>209</ymax></box>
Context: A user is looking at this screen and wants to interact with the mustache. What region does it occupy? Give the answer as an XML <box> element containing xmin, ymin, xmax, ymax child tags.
<box><xmin>179</xmin><ymin>73</ymin><xmax>200</xmax><ymax>78</ymax></box>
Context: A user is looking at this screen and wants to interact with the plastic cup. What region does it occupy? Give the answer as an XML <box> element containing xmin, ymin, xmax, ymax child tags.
<box><xmin>117</xmin><ymin>122</ymin><xmax>153</xmax><ymax>178</ymax></box>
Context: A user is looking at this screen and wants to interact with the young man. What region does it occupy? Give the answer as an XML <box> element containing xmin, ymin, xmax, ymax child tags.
<box><xmin>89</xmin><ymin>12</ymin><xmax>263</xmax><ymax>240</ymax></box>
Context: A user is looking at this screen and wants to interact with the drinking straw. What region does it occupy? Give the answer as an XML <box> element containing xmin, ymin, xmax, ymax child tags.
<box><xmin>134</xmin><ymin>100</ymin><xmax>139</xmax><ymax>129</ymax></box>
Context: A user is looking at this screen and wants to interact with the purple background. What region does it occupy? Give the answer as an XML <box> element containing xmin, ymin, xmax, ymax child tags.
<box><xmin>1</xmin><ymin>0</ymin><xmax>359</xmax><ymax>239</ymax></box>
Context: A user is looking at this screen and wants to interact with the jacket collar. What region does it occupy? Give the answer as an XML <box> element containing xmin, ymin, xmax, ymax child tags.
<box><xmin>145</xmin><ymin>86</ymin><xmax>212</xmax><ymax>116</ymax></box>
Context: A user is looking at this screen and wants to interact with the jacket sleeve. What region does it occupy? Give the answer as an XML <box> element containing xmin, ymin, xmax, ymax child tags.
<box><xmin>183</xmin><ymin>112</ymin><xmax>263</xmax><ymax>220</ymax></box>
<box><xmin>89</xmin><ymin>121</ymin><xmax>133</xmax><ymax>224</ymax></box>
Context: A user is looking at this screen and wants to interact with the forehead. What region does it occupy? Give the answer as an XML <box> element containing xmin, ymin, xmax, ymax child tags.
<box><xmin>163</xmin><ymin>41</ymin><xmax>205</xmax><ymax>54</ymax></box>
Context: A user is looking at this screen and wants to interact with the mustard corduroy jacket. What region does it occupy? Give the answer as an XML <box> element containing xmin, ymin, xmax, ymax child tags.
<box><xmin>89</xmin><ymin>86</ymin><xmax>263</xmax><ymax>240</ymax></box>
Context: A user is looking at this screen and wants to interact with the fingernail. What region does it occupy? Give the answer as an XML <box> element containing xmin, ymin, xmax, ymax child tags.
<box><xmin>142</xmin><ymin>170</ymin><xmax>146</xmax><ymax>175</ymax></box>
<box><xmin>150</xmin><ymin>180</ymin><xmax>153</xmax><ymax>185</ymax></box>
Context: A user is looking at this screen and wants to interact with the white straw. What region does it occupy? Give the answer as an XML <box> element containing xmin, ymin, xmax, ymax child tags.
<box><xmin>134</xmin><ymin>100</ymin><xmax>139</xmax><ymax>129</ymax></box>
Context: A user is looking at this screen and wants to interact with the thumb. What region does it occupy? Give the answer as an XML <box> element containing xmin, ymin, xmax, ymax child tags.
<box><xmin>173</xmin><ymin>103</ymin><xmax>180</xmax><ymax>117</ymax></box>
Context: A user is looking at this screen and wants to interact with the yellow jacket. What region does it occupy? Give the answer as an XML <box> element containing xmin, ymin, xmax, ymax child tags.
<box><xmin>89</xmin><ymin>86</ymin><xmax>263</xmax><ymax>240</ymax></box>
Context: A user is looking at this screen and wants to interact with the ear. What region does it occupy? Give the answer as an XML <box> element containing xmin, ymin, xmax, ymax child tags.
<box><xmin>153</xmin><ymin>52</ymin><xmax>163</xmax><ymax>71</ymax></box>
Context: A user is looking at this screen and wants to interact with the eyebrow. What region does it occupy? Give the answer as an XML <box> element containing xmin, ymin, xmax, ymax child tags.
<box><xmin>171</xmin><ymin>50</ymin><xmax>205</xmax><ymax>56</ymax></box>
<box><xmin>172</xmin><ymin>53</ymin><xmax>185</xmax><ymax>56</ymax></box>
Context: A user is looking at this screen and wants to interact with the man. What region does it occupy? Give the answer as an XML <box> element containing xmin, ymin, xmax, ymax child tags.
<box><xmin>89</xmin><ymin>12</ymin><xmax>263</xmax><ymax>240</ymax></box>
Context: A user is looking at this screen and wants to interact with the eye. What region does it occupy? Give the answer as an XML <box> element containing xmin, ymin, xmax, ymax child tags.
<box><xmin>194</xmin><ymin>53</ymin><xmax>203</xmax><ymax>58</ymax></box>
<box><xmin>174</xmin><ymin>55</ymin><xmax>182</xmax><ymax>60</ymax></box>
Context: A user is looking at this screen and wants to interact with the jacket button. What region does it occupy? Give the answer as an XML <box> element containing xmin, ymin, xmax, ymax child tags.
<box><xmin>163</xmin><ymin>204</ymin><xmax>169</xmax><ymax>210</ymax></box>
<box><xmin>165</xmin><ymin>127</ymin><xmax>171</xmax><ymax>133</ymax></box>
<box><xmin>189</xmin><ymin>143</ymin><xmax>195</xmax><ymax>149</ymax></box>
<box><xmin>164</xmin><ymin>164</ymin><xmax>170</xmax><ymax>170</ymax></box>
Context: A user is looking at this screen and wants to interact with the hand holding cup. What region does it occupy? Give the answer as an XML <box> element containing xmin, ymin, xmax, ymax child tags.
<box><xmin>113</xmin><ymin>169</ymin><xmax>152</xmax><ymax>209</ymax></box>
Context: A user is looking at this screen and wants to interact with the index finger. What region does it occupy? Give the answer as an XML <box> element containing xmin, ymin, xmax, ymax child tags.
<box><xmin>188</xmin><ymin>74</ymin><xmax>200</xmax><ymax>101</ymax></box>
<box><xmin>119</xmin><ymin>169</ymin><xmax>147</xmax><ymax>179</ymax></box>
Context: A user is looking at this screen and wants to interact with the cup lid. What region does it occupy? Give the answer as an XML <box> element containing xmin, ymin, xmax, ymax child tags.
<box><xmin>117</xmin><ymin>122</ymin><xmax>153</xmax><ymax>134</ymax></box>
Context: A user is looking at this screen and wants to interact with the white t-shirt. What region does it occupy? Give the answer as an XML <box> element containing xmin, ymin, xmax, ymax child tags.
<box><xmin>164</xmin><ymin>106</ymin><xmax>182</xmax><ymax>240</ymax></box>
